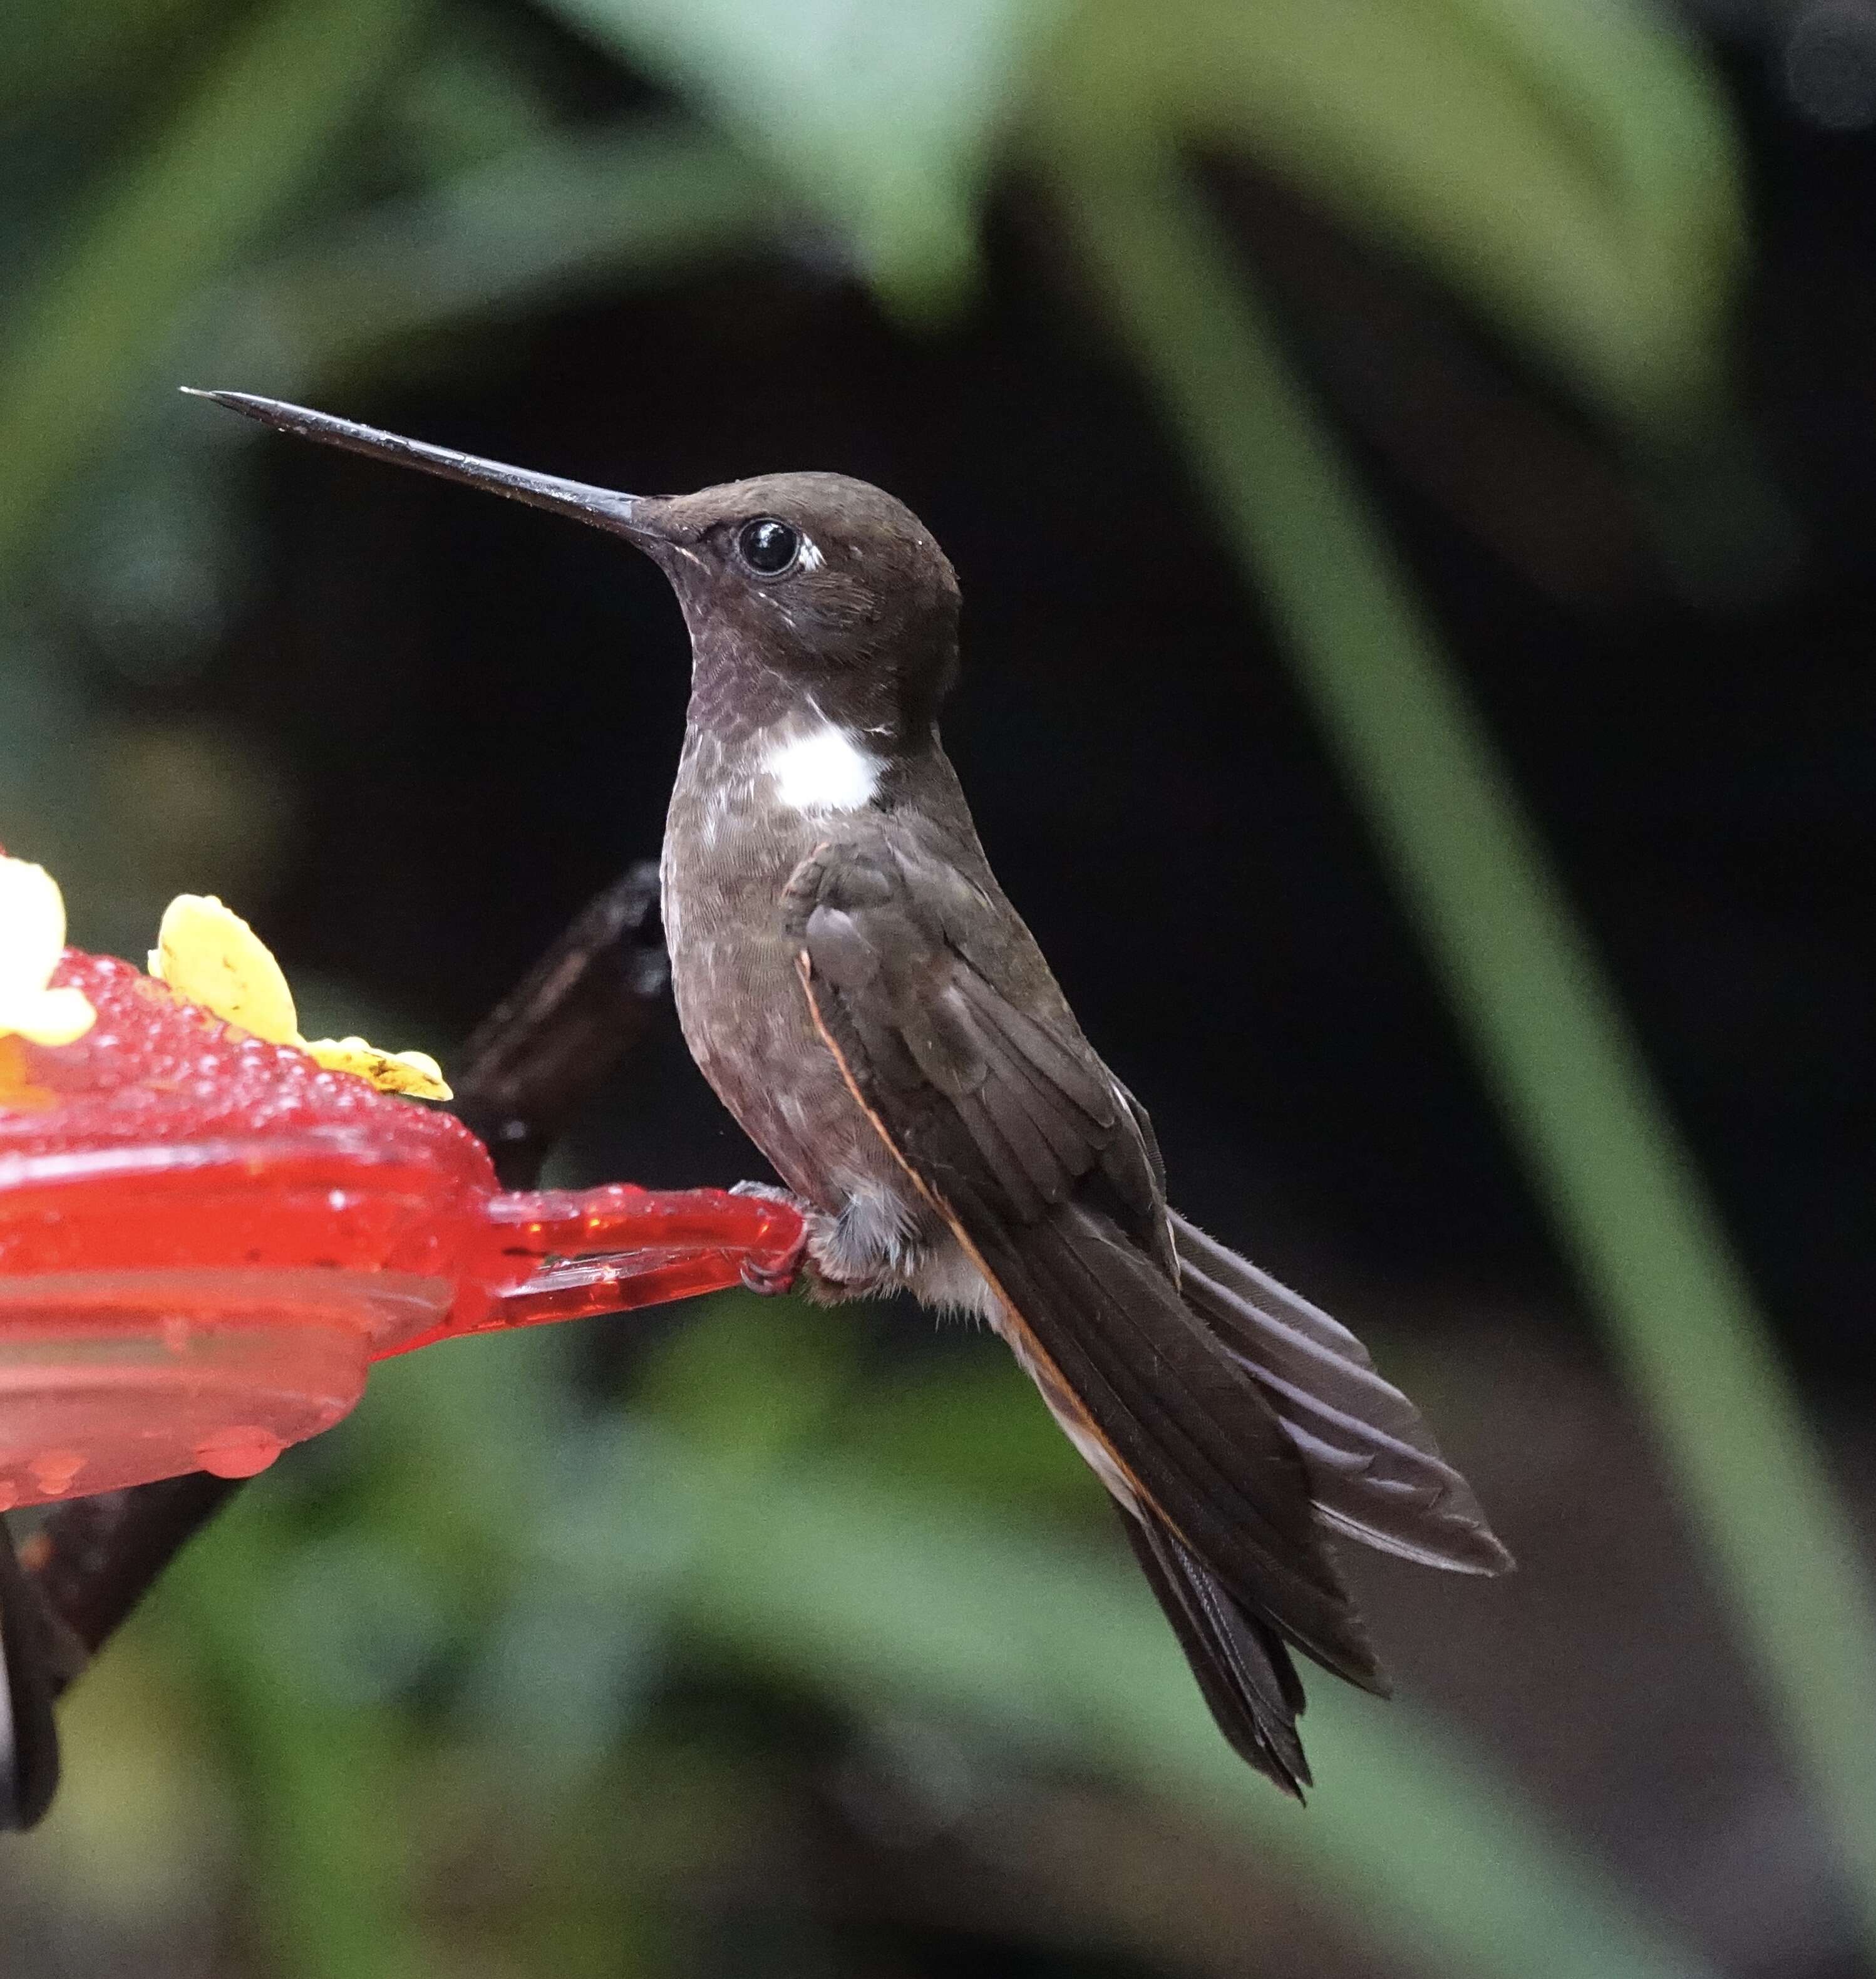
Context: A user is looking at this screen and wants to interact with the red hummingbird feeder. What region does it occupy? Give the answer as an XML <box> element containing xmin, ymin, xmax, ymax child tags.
<box><xmin>0</xmin><ymin>864</ymin><xmax>802</xmax><ymax>1513</ymax></box>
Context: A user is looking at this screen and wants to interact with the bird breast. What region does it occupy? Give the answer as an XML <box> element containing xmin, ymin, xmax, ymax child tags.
<box><xmin>660</xmin><ymin>719</ymin><xmax>916</xmax><ymax>1221</ymax></box>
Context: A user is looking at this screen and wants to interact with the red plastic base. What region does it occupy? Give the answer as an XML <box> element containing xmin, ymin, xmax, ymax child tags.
<box><xmin>0</xmin><ymin>953</ymin><xmax>804</xmax><ymax>1506</ymax></box>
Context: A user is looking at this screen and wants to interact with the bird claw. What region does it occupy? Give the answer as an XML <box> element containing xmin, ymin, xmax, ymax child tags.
<box><xmin>731</xmin><ymin>1180</ymin><xmax>812</xmax><ymax>1297</ymax></box>
<box><xmin>726</xmin><ymin>1182</ymin><xmax>872</xmax><ymax>1306</ymax></box>
<box><xmin>739</xmin><ymin>1248</ymin><xmax>802</xmax><ymax>1296</ymax></box>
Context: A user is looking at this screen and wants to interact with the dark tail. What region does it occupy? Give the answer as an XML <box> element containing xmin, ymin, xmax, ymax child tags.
<box><xmin>1172</xmin><ymin>1214</ymin><xmax>1513</xmax><ymax>1576</ymax></box>
<box><xmin>957</xmin><ymin>1188</ymin><xmax>1508</xmax><ymax>1790</ymax></box>
<box><xmin>956</xmin><ymin>1187</ymin><xmax>1387</xmax><ymax>1790</ymax></box>
<box><xmin>1116</xmin><ymin>1503</ymin><xmax>1314</xmax><ymax>1794</ymax></box>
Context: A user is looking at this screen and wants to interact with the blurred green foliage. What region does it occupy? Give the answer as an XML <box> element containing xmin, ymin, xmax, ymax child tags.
<box><xmin>3</xmin><ymin>3</ymin><xmax>1867</xmax><ymax>1976</ymax></box>
<box><xmin>43</xmin><ymin>1308</ymin><xmax>1716</xmax><ymax>1979</ymax></box>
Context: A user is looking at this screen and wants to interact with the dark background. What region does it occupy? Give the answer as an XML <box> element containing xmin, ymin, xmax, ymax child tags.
<box><xmin>235</xmin><ymin>98</ymin><xmax>1873</xmax><ymax>1366</ymax></box>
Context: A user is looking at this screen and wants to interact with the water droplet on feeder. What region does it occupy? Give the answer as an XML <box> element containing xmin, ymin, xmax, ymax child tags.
<box><xmin>28</xmin><ymin>1450</ymin><xmax>85</xmax><ymax>1495</ymax></box>
<box><xmin>194</xmin><ymin>1425</ymin><xmax>284</xmax><ymax>1478</ymax></box>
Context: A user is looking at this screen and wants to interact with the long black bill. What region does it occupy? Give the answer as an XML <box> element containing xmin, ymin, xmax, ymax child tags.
<box><xmin>182</xmin><ymin>390</ymin><xmax>657</xmax><ymax>540</ymax></box>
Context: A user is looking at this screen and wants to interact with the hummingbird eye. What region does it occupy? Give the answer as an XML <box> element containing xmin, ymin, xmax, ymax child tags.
<box><xmin>735</xmin><ymin>517</ymin><xmax>801</xmax><ymax>577</ymax></box>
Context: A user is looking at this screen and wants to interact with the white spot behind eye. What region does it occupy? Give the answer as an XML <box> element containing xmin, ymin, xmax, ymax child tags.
<box><xmin>796</xmin><ymin>535</ymin><xmax>826</xmax><ymax>572</ymax></box>
<box><xmin>762</xmin><ymin>724</ymin><xmax>880</xmax><ymax>812</ymax></box>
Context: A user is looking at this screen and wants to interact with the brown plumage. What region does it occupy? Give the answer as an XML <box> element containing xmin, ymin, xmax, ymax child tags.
<box><xmin>193</xmin><ymin>391</ymin><xmax>1513</xmax><ymax>1796</ymax></box>
<box><xmin>784</xmin><ymin>824</ymin><xmax>1503</xmax><ymax>1792</ymax></box>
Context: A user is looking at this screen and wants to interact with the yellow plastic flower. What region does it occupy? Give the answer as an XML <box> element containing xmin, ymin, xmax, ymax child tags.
<box><xmin>296</xmin><ymin>1036</ymin><xmax>453</xmax><ymax>1099</ymax></box>
<box><xmin>148</xmin><ymin>894</ymin><xmax>297</xmax><ymax>1045</ymax></box>
<box><xmin>149</xmin><ymin>894</ymin><xmax>451</xmax><ymax>1102</ymax></box>
<box><xmin>0</xmin><ymin>855</ymin><xmax>96</xmax><ymax>1046</ymax></box>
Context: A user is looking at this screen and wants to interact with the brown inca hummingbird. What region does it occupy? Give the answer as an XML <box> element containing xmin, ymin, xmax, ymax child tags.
<box><xmin>192</xmin><ymin>390</ymin><xmax>1512</xmax><ymax>1795</ymax></box>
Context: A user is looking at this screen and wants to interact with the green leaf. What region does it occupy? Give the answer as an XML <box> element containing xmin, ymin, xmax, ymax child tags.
<box><xmin>0</xmin><ymin>0</ymin><xmax>430</xmax><ymax>581</ymax></box>
<box><xmin>1029</xmin><ymin>0</ymin><xmax>1743</xmax><ymax>435</ymax></box>
<box><xmin>0</xmin><ymin>0</ymin><xmax>212</xmax><ymax>121</ymax></box>
<box><xmin>152</xmin><ymin>1299</ymin><xmax>1721</xmax><ymax>1979</ymax></box>
<box><xmin>661</xmin><ymin>1437</ymin><xmax>1721</xmax><ymax>1979</ymax></box>
<box><xmin>373</xmin><ymin>1305</ymin><xmax>1715</xmax><ymax>1979</ymax></box>
<box><xmin>215</xmin><ymin>120</ymin><xmax>776</xmax><ymax>386</ymax></box>
<box><xmin>527</xmin><ymin>0</ymin><xmax>1068</xmax><ymax>309</ymax></box>
<box><xmin>156</xmin><ymin>1497</ymin><xmax>432</xmax><ymax>1979</ymax></box>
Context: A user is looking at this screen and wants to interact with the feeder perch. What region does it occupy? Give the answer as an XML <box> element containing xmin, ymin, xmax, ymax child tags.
<box><xmin>1</xmin><ymin>951</ymin><xmax>803</xmax><ymax>1511</ymax></box>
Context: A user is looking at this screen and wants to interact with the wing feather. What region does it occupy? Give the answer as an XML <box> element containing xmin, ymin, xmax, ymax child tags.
<box><xmin>780</xmin><ymin>825</ymin><xmax>1507</xmax><ymax>1780</ymax></box>
<box><xmin>1172</xmin><ymin>1215</ymin><xmax>1513</xmax><ymax>1575</ymax></box>
<box><xmin>786</xmin><ymin>835</ymin><xmax>1157</xmax><ymax>1231</ymax></box>
<box><xmin>967</xmin><ymin>1190</ymin><xmax>1383</xmax><ymax>1692</ymax></box>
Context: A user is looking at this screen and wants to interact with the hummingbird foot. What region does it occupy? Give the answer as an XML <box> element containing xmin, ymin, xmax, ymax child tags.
<box><xmin>728</xmin><ymin>1181</ymin><xmax>905</xmax><ymax>1304</ymax></box>
<box><xmin>730</xmin><ymin>1180</ymin><xmax>813</xmax><ymax>1296</ymax></box>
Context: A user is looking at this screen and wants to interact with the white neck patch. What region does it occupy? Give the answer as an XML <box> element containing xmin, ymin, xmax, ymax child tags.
<box><xmin>761</xmin><ymin>724</ymin><xmax>882</xmax><ymax>813</ymax></box>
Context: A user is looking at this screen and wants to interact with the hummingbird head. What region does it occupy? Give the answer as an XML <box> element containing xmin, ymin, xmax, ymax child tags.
<box><xmin>185</xmin><ymin>393</ymin><xmax>962</xmax><ymax>742</ymax></box>
<box><xmin>632</xmin><ymin>471</ymin><xmax>961</xmax><ymax>738</ymax></box>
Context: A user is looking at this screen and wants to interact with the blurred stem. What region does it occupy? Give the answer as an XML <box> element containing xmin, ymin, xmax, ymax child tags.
<box><xmin>0</xmin><ymin>0</ymin><xmax>428</xmax><ymax>582</ymax></box>
<box><xmin>1052</xmin><ymin>152</ymin><xmax>1876</xmax><ymax>1953</ymax></box>
<box><xmin>158</xmin><ymin>1499</ymin><xmax>430</xmax><ymax>1979</ymax></box>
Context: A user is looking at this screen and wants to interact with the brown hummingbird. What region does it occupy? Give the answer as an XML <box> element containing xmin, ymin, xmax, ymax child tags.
<box><xmin>190</xmin><ymin>390</ymin><xmax>1512</xmax><ymax>1794</ymax></box>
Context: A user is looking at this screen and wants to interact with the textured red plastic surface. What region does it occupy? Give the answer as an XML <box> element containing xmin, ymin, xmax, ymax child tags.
<box><xmin>0</xmin><ymin>952</ymin><xmax>803</xmax><ymax>1506</ymax></box>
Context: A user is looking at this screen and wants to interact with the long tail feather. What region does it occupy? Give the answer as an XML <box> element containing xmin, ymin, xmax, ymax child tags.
<box><xmin>1116</xmin><ymin>1503</ymin><xmax>1312</xmax><ymax>1797</ymax></box>
<box><xmin>1171</xmin><ymin>1214</ymin><xmax>1513</xmax><ymax>1576</ymax></box>
<box><xmin>959</xmin><ymin>1189</ymin><xmax>1388</xmax><ymax>1695</ymax></box>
